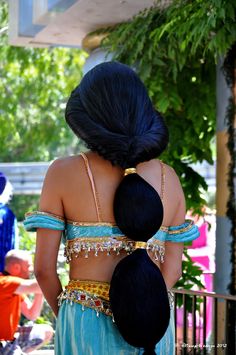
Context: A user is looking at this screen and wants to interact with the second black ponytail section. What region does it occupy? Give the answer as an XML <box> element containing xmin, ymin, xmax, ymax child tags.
<box><xmin>110</xmin><ymin>248</ymin><xmax>170</xmax><ymax>350</ymax></box>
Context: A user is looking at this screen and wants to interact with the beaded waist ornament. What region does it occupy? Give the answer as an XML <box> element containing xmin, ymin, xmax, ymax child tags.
<box><xmin>64</xmin><ymin>237</ymin><xmax>165</xmax><ymax>263</ymax></box>
<box><xmin>58</xmin><ymin>280</ymin><xmax>174</xmax><ymax>318</ymax></box>
<box><xmin>58</xmin><ymin>280</ymin><xmax>112</xmax><ymax>317</ymax></box>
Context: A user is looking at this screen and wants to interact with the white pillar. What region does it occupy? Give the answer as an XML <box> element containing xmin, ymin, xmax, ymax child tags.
<box><xmin>83</xmin><ymin>47</ymin><xmax>113</xmax><ymax>75</ymax></box>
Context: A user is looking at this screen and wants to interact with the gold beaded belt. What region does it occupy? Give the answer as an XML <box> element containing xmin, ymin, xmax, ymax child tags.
<box><xmin>58</xmin><ymin>280</ymin><xmax>112</xmax><ymax>317</ymax></box>
<box><xmin>58</xmin><ymin>280</ymin><xmax>174</xmax><ymax>318</ymax></box>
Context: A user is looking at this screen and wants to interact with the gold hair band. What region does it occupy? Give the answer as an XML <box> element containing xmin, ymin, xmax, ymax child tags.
<box><xmin>124</xmin><ymin>168</ymin><xmax>137</xmax><ymax>176</ymax></box>
<box><xmin>133</xmin><ymin>241</ymin><xmax>147</xmax><ymax>250</ymax></box>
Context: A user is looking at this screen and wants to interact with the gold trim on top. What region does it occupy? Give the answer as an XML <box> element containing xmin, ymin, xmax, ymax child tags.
<box><xmin>167</xmin><ymin>220</ymin><xmax>193</xmax><ymax>235</ymax></box>
<box><xmin>160</xmin><ymin>226</ymin><xmax>169</xmax><ymax>232</ymax></box>
<box><xmin>67</xmin><ymin>220</ymin><xmax>169</xmax><ymax>232</ymax></box>
<box><xmin>67</xmin><ymin>220</ymin><xmax>117</xmax><ymax>227</ymax></box>
<box><xmin>66</xmin><ymin>223</ymin><xmax>191</xmax><ymax>234</ymax></box>
<box><xmin>25</xmin><ymin>211</ymin><xmax>65</xmax><ymax>221</ymax></box>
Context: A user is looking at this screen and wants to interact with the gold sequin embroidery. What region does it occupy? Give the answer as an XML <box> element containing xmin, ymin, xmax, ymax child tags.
<box><xmin>58</xmin><ymin>280</ymin><xmax>174</xmax><ymax>317</ymax></box>
<box><xmin>58</xmin><ymin>280</ymin><xmax>112</xmax><ymax>317</ymax></box>
<box><xmin>64</xmin><ymin>236</ymin><xmax>165</xmax><ymax>263</ymax></box>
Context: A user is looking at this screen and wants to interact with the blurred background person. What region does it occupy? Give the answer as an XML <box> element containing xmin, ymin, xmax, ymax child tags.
<box><xmin>0</xmin><ymin>249</ymin><xmax>53</xmax><ymax>354</ymax></box>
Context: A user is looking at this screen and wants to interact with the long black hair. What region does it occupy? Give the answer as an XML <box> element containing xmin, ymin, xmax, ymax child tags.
<box><xmin>65</xmin><ymin>62</ymin><xmax>170</xmax><ymax>353</ymax></box>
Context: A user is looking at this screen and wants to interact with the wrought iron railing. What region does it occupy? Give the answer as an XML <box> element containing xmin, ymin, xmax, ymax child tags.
<box><xmin>172</xmin><ymin>288</ymin><xmax>236</xmax><ymax>355</ymax></box>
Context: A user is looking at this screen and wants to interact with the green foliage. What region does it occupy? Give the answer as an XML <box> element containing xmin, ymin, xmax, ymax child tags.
<box><xmin>0</xmin><ymin>1</ymin><xmax>87</xmax><ymax>162</ymax></box>
<box><xmin>10</xmin><ymin>195</ymin><xmax>39</xmax><ymax>221</ymax></box>
<box><xmin>0</xmin><ymin>0</ymin><xmax>7</xmax><ymax>45</ymax></box>
<box><xmin>177</xmin><ymin>249</ymin><xmax>204</xmax><ymax>290</ymax></box>
<box><xmin>99</xmin><ymin>0</ymin><xmax>236</xmax><ymax>212</ymax></box>
<box><xmin>18</xmin><ymin>224</ymin><xmax>36</xmax><ymax>252</ymax></box>
<box><xmin>175</xmin><ymin>249</ymin><xmax>205</xmax><ymax>311</ymax></box>
<box><xmin>155</xmin><ymin>0</ymin><xmax>236</xmax><ymax>58</ymax></box>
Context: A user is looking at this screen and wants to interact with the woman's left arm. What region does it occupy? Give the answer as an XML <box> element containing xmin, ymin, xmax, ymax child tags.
<box><xmin>160</xmin><ymin>178</ymin><xmax>185</xmax><ymax>290</ymax></box>
<box><xmin>160</xmin><ymin>241</ymin><xmax>184</xmax><ymax>289</ymax></box>
<box><xmin>34</xmin><ymin>159</ymin><xmax>65</xmax><ymax>316</ymax></box>
<box><xmin>34</xmin><ymin>229</ymin><xmax>62</xmax><ymax>316</ymax></box>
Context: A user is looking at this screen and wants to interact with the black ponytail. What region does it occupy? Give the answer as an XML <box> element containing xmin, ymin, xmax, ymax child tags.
<box><xmin>110</xmin><ymin>173</ymin><xmax>170</xmax><ymax>351</ymax></box>
<box><xmin>65</xmin><ymin>61</ymin><xmax>170</xmax><ymax>351</ymax></box>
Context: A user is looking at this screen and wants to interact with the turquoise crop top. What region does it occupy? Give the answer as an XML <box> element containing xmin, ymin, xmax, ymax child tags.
<box><xmin>24</xmin><ymin>211</ymin><xmax>199</xmax><ymax>263</ymax></box>
<box><xmin>24</xmin><ymin>153</ymin><xmax>199</xmax><ymax>263</ymax></box>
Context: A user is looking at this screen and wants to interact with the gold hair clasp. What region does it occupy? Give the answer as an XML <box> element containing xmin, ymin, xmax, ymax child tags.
<box><xmin>133</xmin><ymin>241</ymin><xmax>147</xmax><ymax>250</ymax></box>
<box><xmin>124</xmin><ymin>167</ymin><xmax>137</xmax><ymax>176</ymax></box>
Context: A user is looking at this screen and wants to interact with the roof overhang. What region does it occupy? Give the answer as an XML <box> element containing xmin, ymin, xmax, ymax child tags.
<box><xmin>9</xmin><ymin>0</ymin><xmax>157</xmax><ymax>48</ymax></box>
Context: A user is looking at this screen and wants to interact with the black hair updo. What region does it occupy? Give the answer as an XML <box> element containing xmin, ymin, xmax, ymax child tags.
<box><xmin>65</xmin><ymin>61</ymin><xmax>168</xmax><ymax>168</ymax></box>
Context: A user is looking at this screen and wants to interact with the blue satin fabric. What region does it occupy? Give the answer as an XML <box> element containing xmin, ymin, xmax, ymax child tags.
<box><xmin>66</xmin><ymin>224</ymin><xmax>124</xmax><ymax>240</ymax></box>
<box><xmin>55</xmin><ymin>302</ymin><xmax>175</xmax><ymax>355</ymax></box>
<box><xmin>24</xmin><ymin>213</ymin><xmax>65</xmax><ymax>232</ymax></box>
<box><xmin>24</xmin><ymin>213</ymin><xmax>199</xmax><ymax>243</ymax></box>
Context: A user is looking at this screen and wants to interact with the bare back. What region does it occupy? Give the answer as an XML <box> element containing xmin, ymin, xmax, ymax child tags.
<box><xmin>38</xmin><ymin>151</ymin><xmax>185</xmax><ymax>282</ymax></box>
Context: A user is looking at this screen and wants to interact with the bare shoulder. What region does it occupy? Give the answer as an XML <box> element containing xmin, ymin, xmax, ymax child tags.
<box><xmin>40</xmin><ymin>156</ymin><xmax>82</xmax><ymax>213</ymax></box>
<box><xmin>48</xmin><ymin>155</ymin><xmax>80</xmax><ymax>171</ymax></box>
<box><xmin>163</xmin><ymin>162</ymin><xmax>182</xmax><ymax>186</ymax></box>
<box><xmin>45</xmin><ymin>155</ymin><xmax>83</xmax><ymax>180</ymax></box>
<box><xmin>163</xmin><ymin>162</ymin><xmax>186</xmax><ymax>223</ymax></box>
<box><xmin>161</xmin><ymin>161</ymin><xmax>185</xmax><ymax>203</ymax></box>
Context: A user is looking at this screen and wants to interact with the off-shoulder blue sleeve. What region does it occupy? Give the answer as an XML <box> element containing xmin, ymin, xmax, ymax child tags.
<box><xmin>24</xmin><ymin>211</ymin><xmax>65</xmax><ymax>232</ymax></box>
<box><xmin>165</xmin><ymin>221</ymin><xmax>199</xmax><ymax>243</ymax></box>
